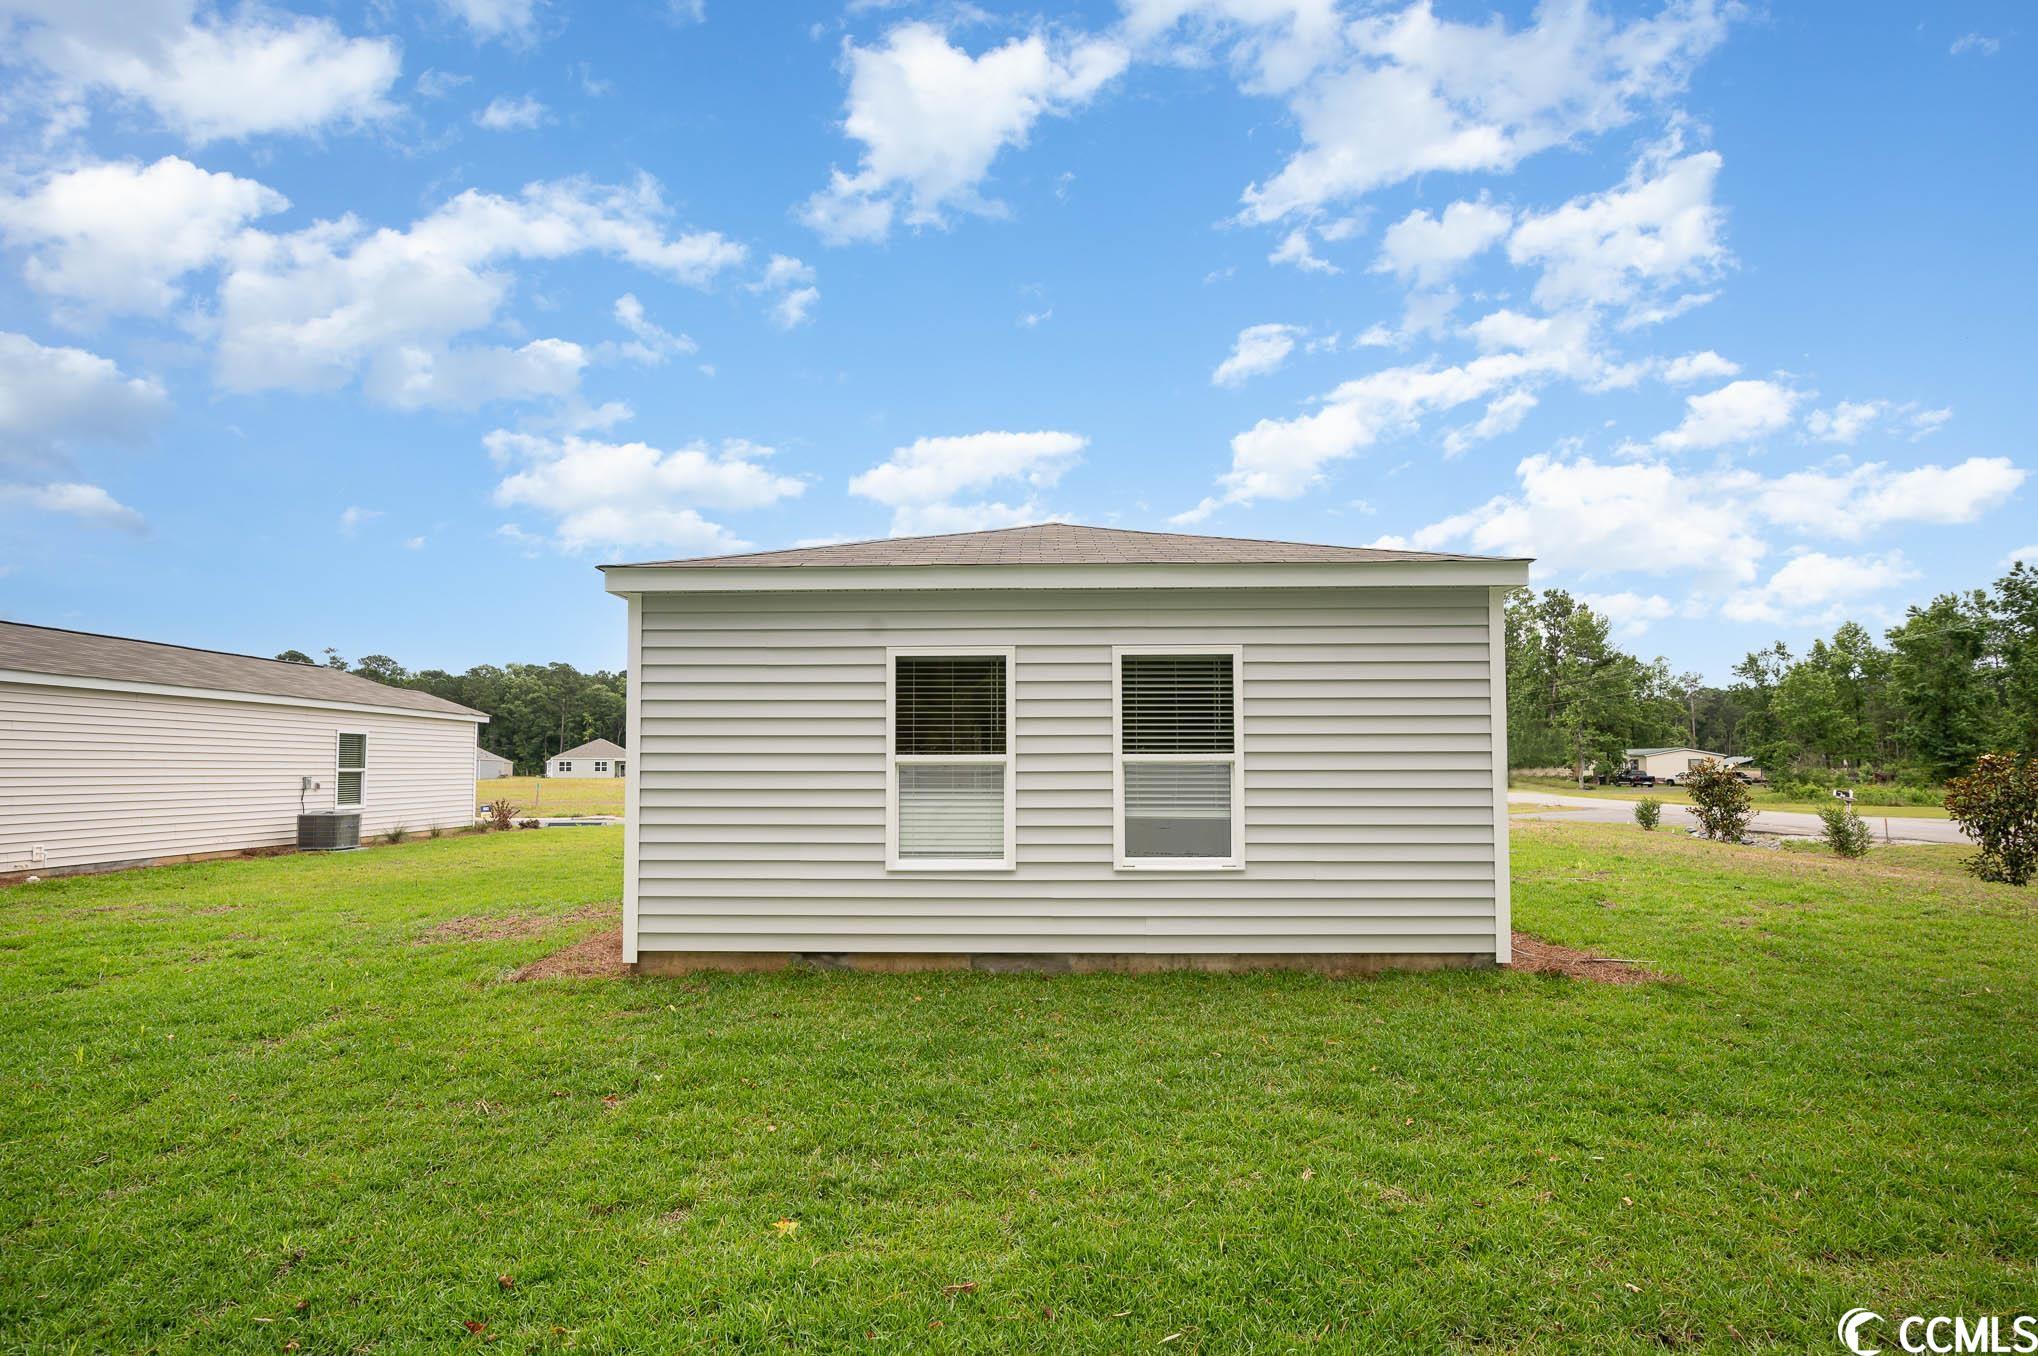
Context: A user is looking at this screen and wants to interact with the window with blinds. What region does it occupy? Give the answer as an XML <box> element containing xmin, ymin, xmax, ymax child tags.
<box><xmin>890</xmin><ymin>651</ymin><xmax>1012</xmax><ymax>867</ymax></box>
<box><xmin>337</xmin><ymin>732</ymin><xmax>366</xmax><ymax>808</ymax></box>
<box><xmin>1116</xmin><ymin>650</ymin><xmax>1241</xmax><ymax>867</ymax></box>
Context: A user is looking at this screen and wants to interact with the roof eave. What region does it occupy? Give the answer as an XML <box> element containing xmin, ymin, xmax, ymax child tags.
<box><xmin>602</xmin><ymin>558</ymin><xmax>1531</xmax><ymax>595</ymax></box>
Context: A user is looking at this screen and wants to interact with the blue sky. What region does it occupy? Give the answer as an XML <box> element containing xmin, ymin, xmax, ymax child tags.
<box><xmin>1</xmin><ymin>0</ymin><xmax>2031</xmax><ymax>678</ymax></box>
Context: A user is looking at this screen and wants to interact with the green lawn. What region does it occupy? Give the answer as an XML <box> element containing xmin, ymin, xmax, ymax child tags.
<box><xmin>4</xmin><ymin>824</ymin><xmax>2033</xmax><ymax>1350</ymax></box>
<box><xmin>478</xmin><ymin>775</ymin><xmax>624</xmax><ymax>817</ymax></box>
<box><xmin>1511</xmin><ymin>775</ymin><xmax>1952</xmax><ymax>819</ymax></box>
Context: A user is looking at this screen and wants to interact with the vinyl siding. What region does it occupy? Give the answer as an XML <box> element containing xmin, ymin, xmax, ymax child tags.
<box><xmin>0</xmin><ymin>681</ymin><xmax>480</xmax><ymax>871</ymax></box>
<box><xmin>629</xmin><ymin>587</ymin><xmax>1504</xmax><ymax>957</ymax></box>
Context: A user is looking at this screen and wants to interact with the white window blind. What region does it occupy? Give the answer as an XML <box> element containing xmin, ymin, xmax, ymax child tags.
<box><xmin>890</xmin><ymin>651</ymin><xmax>1012</xmax><ymax>868</ymax></box>
<box><xmin>1116</xmin><ymin>650</ymin><xmax>1240</xmax><ymax>867</ymax></box>
<box><xmin>899</xmin><ymin>764</ymin><xmax>1005</xmax><ymax>859</ymax></box>
<box><xmin>337</xmin><ymin>732</ymin><xmax>366</xmax><ymax>808</ymax></box>
<box><xmin>1121</xmin><ymin>655</ymin><xmax>1234</xmax><ymax>753</ymax></box>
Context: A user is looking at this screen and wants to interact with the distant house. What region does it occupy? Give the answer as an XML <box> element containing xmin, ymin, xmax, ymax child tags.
<box><xmin>476</xmin><ymin>748</ymin><xmax>514</xmax><ymax>779</ymax></box>
<box><xmin>1</xmin><ymin>621</ymin><xmax>486</xmax><ymax>877</ymax></box>
<box><xmin>547</xmin><ymin>738</ymin><xmax>625</xmax><ymax>778</ymax></box>
<box><xmin>1624</xmin><ymin>746</ymin><xmax>1761</xmax><ymax>782</ymax></box>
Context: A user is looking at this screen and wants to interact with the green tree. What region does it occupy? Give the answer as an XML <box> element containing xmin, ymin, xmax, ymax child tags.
<box><xmin>1887</xmin><ymin>592</ymin><xmax>1993</xmax><ymax>780</ymax></box>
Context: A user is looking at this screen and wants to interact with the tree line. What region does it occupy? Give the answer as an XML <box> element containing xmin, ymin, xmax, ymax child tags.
<box><xmin>275</xmin><ymin>647</ymin><xmax>624</xmax><ymax>775</ymax></box>
<box><xmin>1507</xmin><ymin>562</ymin><xmax>2038</xmax><ymax>785</ymax></box>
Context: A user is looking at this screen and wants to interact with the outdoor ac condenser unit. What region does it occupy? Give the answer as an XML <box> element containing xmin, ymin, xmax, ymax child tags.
<box><xmin>297</xmin><ymin>812</ymin><xmax>361</xmax><ymax>851</ymax></box>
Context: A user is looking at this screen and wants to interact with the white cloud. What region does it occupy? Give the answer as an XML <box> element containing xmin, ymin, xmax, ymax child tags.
<box><xmin>1212</xmin><ymin>322</ymin><xmax>1303</xmax><ymax>386</ymax></box>
<box><xmin>1659</xmin><ymin>349</ymin><xmax>1737</xmax><ymax>384</ymax></box>
<box><xmin>3</xmin><ymin>0</ymin><xmax>401</xmax><ymax>143</ymax></box>
<box><xmin>1506</xmin><ymin>148</ymin><xmax>1726</xmax><ymax>319</ymax></box>
<box><xmin>1218</xmin><ymin>0</ymin><xmax>1729</xmax><ymax>224</ymax></box>
<box><xmin>1120</xmin><ymin>0</ymin><xmax>1345</xmax><ymax>95</ymax></box>
<box><xmin>1405</xmin><ymin>453</ymin><xmax>2029</xmax><ymax>589</ymax></box>
<box><xmin>1803</xmin><ymin>399</ymin><xmax>1883</xmax><ymax>445</ymax></box>
<box><xmin>0</xmin><ymin>332</ymin><xmax>168</xmax><ymax>471</ymax></box>
<box><xmin>487</xmin><ymin>429</ymin><xmax>805</xmax><ymax>553</ymax></box>
<box><xmin>1745</xmin><ymin>456</ymin><xmax>2027</xmax><ymax>540</ymax></box>
<box><xmin>1648</xmin><ymin>379</ymin><xmax>1798</xmax><ymax>452</ymax></box>
<box><xmin>1408</xmin><ymin>452</ymin><xmax>1767</xmax><ymax>582</ymax></box>
<box><xmin>2006</xmin><ymin>545</ymin><xmax>2038</xmax><ymax>569</ymax></box>
<box><xmin>1268</xmin><ymin>224</ymin><xmax>1339</xmax><ymax>273</ymax></box>
<box><xmin>752</xmin><ymin>254</ymin><xmax>820</xmax><ymax>328</ymax></box>
<box><xmin>801</xmin><ymin>23</ymin><xmax>1128</xmax><ymax>243</ymax></box>
<box><xmin>1441</xmin><ymin>389</ymin><xmax>1536</xmax><ymax>457</ymax></box>
<box><xmin>849</xmin><ymin>429</ymin><xmax>1084</xmax><ymax>534</ymax></box>
<box><xmin>611</xmin><ymin>293</ymin><xmax>697</xmax><ymax>363</ymax></box>
<box><xmin>1950</xmin><ymin>33</ymin><xmax>2000</xmax><ymax>57</ymax></box>
<box><xmin>405</xmin><ymin>535</ymin><xmax>426</xmax><ymax>550</ymax></box>
<box><xmin>1579</xmin><ymin>589</ymin><xmax>1673</xmax><ymax>637</ymax></box>
<box><xmin>1177</xmin><ymin>308</ymin><xmax>1608</xmax><ymax>520</ymax></box>
<box><xmin>441</xmin><ymin>0</ymin><xmax>540</xmax><ymax>44</ymax></box>
<box><xmin>1721</xmin><ymin>551</ymin><xmax>1918</xmax><ymax>625</ymax></box>
<box><xmin>338</xmin><ymin>505</ymin><xmax>382</xmax><ymax>534</ymax></box>
<box><xmin>213</xmin><ymin>174</ymin><xmax>746</xmax><ymax>408</ymax></box>
<box><xmin>1373</xmin><ymin>198</ymin><xmax>1511</xmax><ymax>286</ymax></box>
<box><xmin>475</xmin><ymin>94</ymin><xmax>550</xmax><ymax>131</ymax></box>
<box><xmin>0</xmin><ymin>157</ymin><xmax>288</xmax><ymax>317</ymax></box>
<box><xmin>0</xmin><ymin>480</ymin><xmax>144</xmax><ymax>530</ymax></box>
<box><xmin>415</xmin><ymin>68</ymin><xmax>471</xmax><ymax>99</ymax></box>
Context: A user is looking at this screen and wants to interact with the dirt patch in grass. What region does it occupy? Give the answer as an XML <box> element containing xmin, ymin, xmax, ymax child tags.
<box><xmin>1510</xmin><ymin>931</ymin><xmax>1668</xmax><ymax>984</ymax></box>
<box><xmin>509</xmin><ymin>924</ymin><xmax>629</xmax><ymax>980</ymax></box>
<box><xmin>416</xmin><ymin>903</ymin><xmax>610</xmax><ymax>945</ymax></box>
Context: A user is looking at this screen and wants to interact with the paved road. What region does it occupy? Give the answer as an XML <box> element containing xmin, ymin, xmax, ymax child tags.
<box><xmin>1507</xmin><ymin>790</ymin><xmax>1972</xmax><ymax>846</ymax></box>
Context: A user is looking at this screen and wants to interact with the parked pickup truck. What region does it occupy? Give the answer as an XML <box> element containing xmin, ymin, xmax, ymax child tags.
<box><xmin>1605</xmin><ymin>767</ymin><xmax>1658</xmax><ymax>787</ymax></box>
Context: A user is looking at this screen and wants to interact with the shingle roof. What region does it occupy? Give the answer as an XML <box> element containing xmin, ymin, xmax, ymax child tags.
<box><xmin>0</xmin><ymin>621</ymin><xmax>485</xmax><ymax>718</ymax></box>
<box><xmin>610</xmin><ymin>522</ymin><xmax>1524</xmax><ymax>569</ymax></box>
<box><xmin>556</xmin><ymin>738</ymin><xmax>625</xmax><ymax>759</ymax></box>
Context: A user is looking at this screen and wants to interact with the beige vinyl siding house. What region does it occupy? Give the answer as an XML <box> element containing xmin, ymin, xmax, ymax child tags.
<box><xmin>476</xmin><ymin>748</ymin><xmax>515</xmax><ymax>779</ymax></box>
<box><xmin>1</xmin><ymin>623</ymin><xmax>486</xmax><ymax>876</ymax></box>
<box><xmin>602</xmin><ymin>524</ymin><xmax>1530</xmax><ymax>973</ymax></box>
<box><xmin>1622</xmin><ymin>746</ymin><xmax>1761</xmax><ymax>782</ymax></box>
<box><xmin>546</xmin><ymin>738</ymin><xmax>626</xmax><ymax>778</ymax></box>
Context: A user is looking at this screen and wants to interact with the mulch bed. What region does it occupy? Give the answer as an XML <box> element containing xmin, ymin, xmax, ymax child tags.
<box><xmin>1510</xmin><ymin>931</ymin><xmax>1668</xmax><ymax>984</ymax></box>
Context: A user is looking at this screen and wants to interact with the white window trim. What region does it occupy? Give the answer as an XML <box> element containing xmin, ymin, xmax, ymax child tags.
<box><xmin>336</xmin><ymin>730</ymin><xmax>366</xmax><ymax>809</ymax></box>
<box><xmin>886</xmin><ymin>645</ymin><xmax>1017</xmax><ymax>872</ymax></box>
<box><xmin>594</xmin><ymin>760</ymin><xmax>608</xmax><ymax>773</ymax></box>
<box><xmin>1113</xmin><ymin>645</ymin><xmax>1244</xmax><ymax>872</ymax></box>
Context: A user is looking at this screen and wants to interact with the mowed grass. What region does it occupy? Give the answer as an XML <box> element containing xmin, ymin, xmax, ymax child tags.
<box><xmin>477</xmin><ymin>775</ymin><xmax>623</xmax><ymax>817</ymax></box>
<box><xmin>3</xmin><ymin>824</ymin><xmax>2034</xmax><ymax>1351</ymax></box>
<box><xmin>1511</xmin><ymin>775</ymin><xmax>1953</xmax><ymax>819</ymax></box>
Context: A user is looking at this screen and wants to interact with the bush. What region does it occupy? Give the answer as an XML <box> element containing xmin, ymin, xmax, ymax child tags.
<box><xmin>1817</xmin><ymin>803</ymin><xmax>1872</xmax><ymax>858</ymax></box>
<box><xmin>384</xmin><ymin>823</ymin><xmax>409</xmax><ymax>845</ymax></box>
<box><xmin>1684</xmin><ymin>758</ymin><xmax>1754</xmax><ymax>843</ymax></box>
<box><xmin>1633</xmin><ymin>797</ymin><xmax>1662</xmax><ymax>831</ymax></box>
<box><xmin>486</xmin><ymin>799</ymin><xmax>519</xmax><ymax>832</ymax></box>
<box><xmin>1944</xmin><ymin>753</ymin><xmax>2038</xmax><ymax>885</ymax></box>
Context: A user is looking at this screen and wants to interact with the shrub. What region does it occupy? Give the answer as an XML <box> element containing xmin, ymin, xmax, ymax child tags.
<box><xmin>486</xmin><ymin>799</ymin><xmax>519</xmax><ymax>832</ymax></box>
<box><xmin>428</xmin><ymin>825</ymin><xmax>444</xmax><ymax>840</ymax></box>
<box><xmin>1944</xmin><ymin>753</ymin><xmax>2038</xmax><ymax>885</ymax></box>
<box><xmin>1684</xmin><ymin>758</ymin><xmax>1754</xmax><ymax>843</ymax></box>
<box><xmin>1817</xmin><ymin>803</ymin><xmax>1872</xmax><ymax>858</ymax></box>
<box><xmin>385</xmin><ymin>823</ymin><xmax>409</xmax><ymax>845</ymax></box>
<box><xmin>1633</xmin><ymin>797</ymin><xmax>1662</xmax><ymax>831</ymax></box>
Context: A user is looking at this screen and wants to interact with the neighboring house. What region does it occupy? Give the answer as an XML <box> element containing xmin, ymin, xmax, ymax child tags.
<box><xmin>476</xmin><ymin>748</ymin><xmax>514</xmax><ymax>779</ymax></box>
<box><xmin>601</xmin><ymin>522</ymin><xmax>1530</xmax><ymax>973</ymax></box>
<box><xmin>546</xmin><ymin>738</ymin><xmax>626</xmax><ymax>778</ymax></box>
<box><xmin>1623</xmin><ymin>746</ymin><xmax>1760</xmax><ymax>782</ymax></box>
<box><xmin>0</xmin><ymin>621</ymin><xmax>487</xmax><ymax>877</ymax></box>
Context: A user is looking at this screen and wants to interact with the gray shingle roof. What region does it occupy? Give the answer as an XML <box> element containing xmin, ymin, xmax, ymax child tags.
<box><xmin>555</xmin><ymin>738</ymin><xmax>625</xmax><ymax>759</ymax></box>
<box><xmin>0</xmin><ymin>621</ymin><xmax>485</xmax><ymax>718</ymax></box>
<box><xmin>610</xmin><ymin>522</ymin><xmax>1524</xmax><ymax>569</ymax></box>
